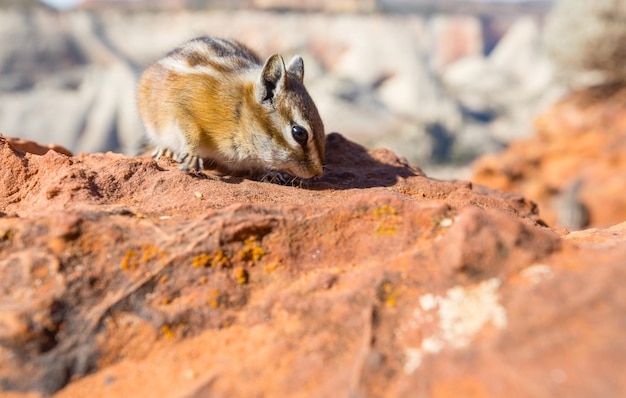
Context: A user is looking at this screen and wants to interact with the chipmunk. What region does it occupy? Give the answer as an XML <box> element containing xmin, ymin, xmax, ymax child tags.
<box><xmin>136</xmin><ymin>36</ymin><xmax>325</xmax><ymax>179</ymax></box>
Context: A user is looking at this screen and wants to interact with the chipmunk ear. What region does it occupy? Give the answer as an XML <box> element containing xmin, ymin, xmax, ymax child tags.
<box><xmin>256</xmin><ymin>54</ymin><xmax>287</xmax><ymax>105</ymax></box>
<box><xmin>286</xmin><ymin>55</ymin><xmax>304</xmax><ymax>83</ymax></box>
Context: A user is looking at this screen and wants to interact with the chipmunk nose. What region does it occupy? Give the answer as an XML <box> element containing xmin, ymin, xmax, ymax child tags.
<box><xmin>310</xmin><ymin>165</ymin><xmax>324</xmax><ymax>179</ymax></box>
<box><xmin>295</xmin><ymin>164</ymin><xmax>323</xmax><ymax>179</ymax></box>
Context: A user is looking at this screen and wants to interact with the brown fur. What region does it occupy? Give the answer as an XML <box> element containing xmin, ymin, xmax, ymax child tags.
<box><xmin>137</xmin><ymin>36</ymin><xmax>325</xmax><ymax>178</ymax></box>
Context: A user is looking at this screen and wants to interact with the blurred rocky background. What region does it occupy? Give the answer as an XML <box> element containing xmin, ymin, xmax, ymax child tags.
<box><xmin>0</xmin><ymin>0</ymin><xmax>556</xmax><ymax>178</ymax></box>
<box><xmin>474</xmin><ymin>0</ymin><xmax>626</xmax><ymax>230</ymax></box>
<box><xmin>543</xmin><ymin>0</ymin><xmax>626</xmax><ymax>88</ymax></box>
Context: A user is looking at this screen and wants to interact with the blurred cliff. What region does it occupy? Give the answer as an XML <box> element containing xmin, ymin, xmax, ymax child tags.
<box><xmin>544</xmin><ymin>0</ymin><xmax>626</xmax><ymax>88</ymax></box>
<box><xmin>0</xmin><ymin>0</ymin><xmax>555</xmax><ymax>177</ymax></box>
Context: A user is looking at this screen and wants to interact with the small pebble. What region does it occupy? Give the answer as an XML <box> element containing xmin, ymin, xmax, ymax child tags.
<box><xmin>440</xmin><ymin>218</ymin><xmax>453</xmax><ymax>228</ymax></box>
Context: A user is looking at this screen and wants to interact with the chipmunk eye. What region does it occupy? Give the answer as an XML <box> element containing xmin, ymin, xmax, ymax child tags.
<box><xmin>291</xmin><ymin>125</ymin><xmax>308</xmax><ymax>146</ymax></box>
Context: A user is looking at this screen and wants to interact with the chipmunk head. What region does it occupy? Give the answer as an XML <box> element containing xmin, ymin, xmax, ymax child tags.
<box><xmin>253</xmin><ymin>54</ymin><xmax>325</xmax><ymax>179</ymax></box>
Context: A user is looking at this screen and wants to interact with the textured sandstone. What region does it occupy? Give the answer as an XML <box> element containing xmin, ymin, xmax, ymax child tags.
<box><xmin>0</xmin><ymin>132</ymin><xmax>624</xmax><ymax>397</ymax></box>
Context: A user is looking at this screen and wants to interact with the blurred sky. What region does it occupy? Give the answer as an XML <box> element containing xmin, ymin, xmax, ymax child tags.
<box><xmin>40</xmin><ymin>0</ymin><xmax>550</xmax><ymax>10</ymax></box>
<box><xmin>40</xmin><ymin>0</ymin><xmax>87</xmax><ymax>9</ymax></box>
<box><xmin>40</xmin><ymin>0</ymin><xmax>129</xmax><ymax>9</ymax></box>
<box><xmin>41</xmin><ymin>0</ymin><xmax>81</xmax><ymax>9</ymax></box>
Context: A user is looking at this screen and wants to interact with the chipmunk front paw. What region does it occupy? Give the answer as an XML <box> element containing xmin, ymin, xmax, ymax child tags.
<box><xmin>176</xmin><ymin>152</ymin><xmax>204</xmax><ymax>172</ymax></box>
<box><xmin>259</xmin><ymin>169</ymin><xmax>304</xmax><ymax>187</ymax></box>
<box><xmin>152</xmin><ymin>147</ymin><xmax>174</xmax><ymax>160</ymax></box>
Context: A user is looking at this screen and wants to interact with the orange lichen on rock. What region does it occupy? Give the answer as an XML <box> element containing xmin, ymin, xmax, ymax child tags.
<box><xmin>159</xmin><ymin>325</ymin><xmax>175</xmax><ymax>340</ymax></box>
<box><xmin>374</xmin><ymin>204</ymin><xmax>400</xmax><ymax>236</ymax></box>
<box><xmin>191</xmin><ymin>253</ymin><xmax>211</xmax><ymax>268</ymax></box>
<box><xmin>121</xmin><ymin>245</ymin><xmax>166</xmax><ymax>270</ymax></box>
<box><xmin>235</xmin><ymin>267</ymin><xmax>249</xmax><ymax>285</ymax></box>
<box><xmin>376</xmin><ymin>226</ymin><xmax>398</xmax><ymax>235</ymax></box>
<box><xmin>140</xmin><ymin>244</ymin><xmax>164</xmax><ymax>263</ymax></box>
<box><xmin>374</xmin><ymin>204</ymin><xmax>399</xmax><ymax>217</ymax></box>
<box><xmin>120</xmin><ymin>249</ymin><xmax>139</xmax><ymax>270</ymax></box>
<box><xmin>264</xmin><ymin>263</ymin><xmax>278</xmax><ymax>274</ymax></box>
<box><xmin>378</xmin><ymin>281</ymin><xmax>397</xmax><ymax>307</ymax></box>
<box><xmin>210</xmin><ymin>249</ymin><xmax>229</xmax><ymax>268</ymax></box>
<box><xmin>208</xmin><ymin>289</ymin><xmax>220</xmax><ymax>308</ymax></box>
<box><xmin>238</xmin><ymin>236</ymin><xmax>265</xmax><ymax>263</ymax></box>
<box><xmin>191</xmin><ymin>249</ymin><xmax>229</xmax><ymax>268</ymax></box>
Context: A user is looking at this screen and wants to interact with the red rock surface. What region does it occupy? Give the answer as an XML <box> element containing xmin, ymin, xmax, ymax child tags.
<box><xmin>2</xmin><ymin>136</ymin><xmax>72</xmax><ymax>157</ymax></box>
<box><xmin>473</xmin><ymin>87</ymin><xmax>626</xmax><ymax>229</ymax></box>
<box><xmin>1</xmin><ymin>131</ymin><xmax>625</xmax><ymax>397</ymax></box>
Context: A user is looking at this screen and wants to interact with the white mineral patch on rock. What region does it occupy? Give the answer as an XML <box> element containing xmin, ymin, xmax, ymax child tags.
<box><xmin>404</xmin><ymin>278</ymin><xmax>508</xmax><ymax>374</ymax></box>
